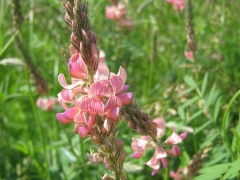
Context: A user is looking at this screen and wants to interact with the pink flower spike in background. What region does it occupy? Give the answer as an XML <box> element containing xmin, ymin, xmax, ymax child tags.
<box><xmin>36</xmin><ymin>97</ymin><xmax>58</xmax><ymax>111</ymax></box>
<box><xmin>167</xmin><ymin>0</ymin><xmax>185</xmax><ymax>10</ymax></box>
<box><xmin>184</xmin><ymin>50</ymin><xmax>194</xmax><ymax>61</ymax></box>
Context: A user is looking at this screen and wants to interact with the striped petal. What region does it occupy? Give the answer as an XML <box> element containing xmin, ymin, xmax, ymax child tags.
<box><xmin>94</xmin><ymin>63</ymin><xmax>109</xmax><ymax>81</ymax></box>
<box><xmin>117</xmin><ymin>66</ymin><xmax>127</xmax><ymax>84</ymax></box>
<box><xmin>79</xmin><ymin>97</ymin><xmax>104</xmax><ymax>114</ymax></box>
<box><xmin>78</xmin><ymin>125</ymin><xmax>90</xmax><ymax>138</ymax></box>
<box><xmin>89</xmin><ymin>81</ymin><xmax>112</xmax><ymax>97</ymax></box>
<box><xmin>110</xmin><ymin>75</ymin><xmax>124</xmax><ymax>94</ymax></box>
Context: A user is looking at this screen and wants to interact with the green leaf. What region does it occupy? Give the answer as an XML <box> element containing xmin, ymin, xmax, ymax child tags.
<box><xmin>184</xmin><ymin>76</ymin><xmax>196</xmax><ymax>87</ymax></box>
<box><xmin>200</xmin><ymin>132</ymin><xmax>218</xmax><ymax>149</ymax></box>
<box><xmin>223</xmin><ymin>158</ymin><xmax>240</xmax><ymax>179</ymax></box>
<box><xmin>177</xmin><ymin>86</ymin><xmax>195</xmax><ymax>98</ymax></box>
<box><xmin>177</xmin><ymin>107</ymin><xmax>185</xmax><ymax>120</ymax></box>
<box><xmin>195</xmin><ymin>164</ymin><xmax>230</xmax><ymax>180</ymax></box>
<box><xmin>194</xmin><ymin>121</ymin><xmax>211</xmax><ymax>135</ymax></box>
<box><xmin>201</xmin><ymin>72</ymin><xmax>209</xmax><ymax>95</ymax></box>
<box><xmin>181</xmin><ymin>96</ymin><xmax>199</xmax><ymax>109</ymax></box>
<box><xmin>213</xmin><ymin>97</ymin><xmax>221</xmax><ymax>123</ymax></box>
<box><xmin>187</xmin><ymin>110</ymin><xmax>203</xmax><ymax>123</ymax></box>
<box><xmin>124</xmin><ymin>162</ymin><xmax>143</xmax><ymax>173</ymax></box>
<box><xmin>60</xmin><ymin>147</ymin><xmax>77</xmax><ymax>163</ymax></box>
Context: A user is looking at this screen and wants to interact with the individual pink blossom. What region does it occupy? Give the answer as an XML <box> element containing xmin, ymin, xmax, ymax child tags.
<box><xmin>36</xmin><ymin>97</ymin><xmax>58</xmax><ymax>111</ymax></box>
<box><xmin>184</xmin><ymin>50</ymin><xmax>194</xmax><ymax>61</ymax></box>
<box><xmin>167</xmin><ymin>0</ymin><xmax>185</xmax><ymax>10</ymax></box>
<box><xmin>131</xmin><ymin>117</ymin><xmax>187</xmax><ymax>176</ymax></box>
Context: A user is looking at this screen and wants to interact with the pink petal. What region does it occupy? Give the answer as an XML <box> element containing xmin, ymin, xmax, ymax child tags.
<box><xmin>60</xmin><ymin>89</ymin><xmax>73</xmax><ymax>102</ymax></box>
<box><xmin>105</xmin><ymin>96</ymin><xmax>122</xmax><ymax>111</ymax></box>
<box><xmin>166</xmin><ymin>145</ymin><xmax>181</xmax><ymax>156</ymax></box>
<box><xmin>74</xmin><ymin>111</ymin><xmax>87</xmax><ymax>125</ymax></box>
<box><xmin>94</xmin><ymin>63</ymin><xmax>109</xmax><ymax>81</ymax></box>
<box><xmin>105</xmin><ymin>107</ymin><xmax>120</xmax><ymax>121</ymax></box>
<box><xmin>79</xmin><ymin>97</ymin><xmax>104</xmax><ymax>114</ymax></box>
<box><xmin>117</xmin><ymin>66</ymin><xmax>127</xmax><ymax>84</ymax></box>
<box><xmin>56</xmin><ymin>113</ymin><xmax>73</xmax><ymax>124</ymax></box>
<box><xmin>61</xmin><ymin>106</ymin><xmax>79</xmax><ymax>119</ymax></box>
<box><xmin>58</xmin><ymin>73</ymin><xmax>84</xmax><ymax>89</ymax></box>
<box><xmin>155</xmin><ymin>147</ymin><xmax>167</xmax><ymax>159</ymax></box>
<box><xmin>117</xmin><ymin>92</ymin><xmax>133</xmax><ymax>105</ymax></box>
<box><xmin>180</xmin><ymin>132</ymin><xmax>188</xmax><ymax>140</ymax></box>
<box><xmin>161</xmin><ymin>158</ymin><xmax>168</xmax><ymax>169</ymax></box>
<box><xmin>89</xmin><ymin>81</ymin><xmax>112</xmax><ymax>97</ymax></box>
<box><xmin>145</xmin><ymin>157</ymin><xmax>160</xmax><ymax>172</ymax></box>
<box><xmin>165</xmin><ymin>127</ymin><xmax>183</xmax><ymax>145</ymax></box>
<box><xmin>153</xmin><ymin>118</ymin><xmax>166</xmax><ymax>138</ymax></box>
<box><xmin>131</xmin><ymin>151</ymin><xmax>143</xmax><ymax>159</ymax></box>
<box><xmin>68</xmin><ymin>53</ymin><xmax>88</xmax><ymax>79</ymax></box>
<box><xmin>131</xmin><ymin>138</ymin><xmax>149</xmax><ymax>152</ymax></box>
<box><xmin>110</xmin><ymin>75</ymin><xmax>124</xmax><ymax>94</ymax></box>
<box><xmin>88</xmin><ymin>114</ymin><xmax>95</xmax><ymax>127</ymax></box>
<box><xmin>117</xmin><ymin>85</ymin><xmax>130</xmax><ymax>94</ymax></box>
<box><xmin>78</xmin><ymin>125</ymin><xmax>90</xmax><ymax>138</ymax></box>
<box><xmin>103</xmin><ymin>118</ymin><xmax>112</xmax><ymax>133</ymax></box>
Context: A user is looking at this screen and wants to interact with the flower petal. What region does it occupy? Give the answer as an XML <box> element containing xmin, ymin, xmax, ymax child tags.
<box><xmin>117</xmin><ymin>66</ymin><xmax>127</xmax><ymax>84</ymax></box>
<box><xmin>58</xmin><ymin>73</ymin><xmax>84</xmax><ymax>89</ymax></box>
<box><xmin>105</xmin><ymin>107</ymin><xmax>120</xmax><ymax>121</ymax></box>
<box><xmin>110</xmin><ymin>75</ymin><xmax>124</xmax><ymax>94</ymax></box>
<box><xmin>117</xmin><ymin>92</ymin><xmax>133</xmax><ymax>105</ymax></box>
<box><xmin>89</xmin><ymin>81</ymin><xmax>112</xmax><ymax>97</ymax></box>
<box><xmin>78</xmin><ymin>125</ymin><xmax>90</xmax><ymax>138</ymax></box>
<box><xmin>94</xmin><ymin>63</ymin><xmax>109</xmax><ymax>81</ymax></box>
<box><xmin>153</xmin><ymin>118</ymin><xmax>166</xmax><ymax>138</ymax></box>
<box><xmin>165</xmin><ymin>127</ymin><xmax>183</xmax><ymax>145</ymax></box>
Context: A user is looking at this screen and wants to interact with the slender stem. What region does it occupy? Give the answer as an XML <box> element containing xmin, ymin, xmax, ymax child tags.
<box><xmin>24</xmin><ymin>68</ymin><xmax>50</xmax><ymax>178</ymax></box>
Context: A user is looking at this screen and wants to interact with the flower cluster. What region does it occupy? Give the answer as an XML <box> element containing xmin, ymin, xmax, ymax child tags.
<box><xmin>131</xmin><ymin>118</ymin><xmax>187</xmax><ymax>176</ymax></box>
<box><xmin>167</xmin><ymin>0</ymin><xmax>185</xmax><ymax>10</ymax></box>
<box><xmin>56</xmin><ymin>54</ymin><xmax>133</xmax><ymax>137</ymax></box>
<box><xmin>105</xmin><ymin>0</ymin><xmax>133</xmax><ymax>30</ymax></box>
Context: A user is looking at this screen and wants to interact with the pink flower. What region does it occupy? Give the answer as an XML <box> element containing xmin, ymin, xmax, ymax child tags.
<box><xmin>184</xmin><ymin>50</ymin><xmax>194</xmax><ymax>61</ymax></box>
<box><xmin>36</xmin><ymin>97</ymin><xmax>58</xmax><ymax>111</ymax></box>
<box><xmin>131</xmin><ymin>117</ymin><xmax>188</xmax><ymax>176</ymax></box>
<box><xmin>167</xmin><ymin>0</ymin><xmax>185</xmax><ymax>10</ymax></box>
<box><xmin>105</xmin><ymin>3</ymin><xmax>126</xmax><ymax>20</ymax></box>
<box><xmin>170</xmin><ymin>168</ymin><xmax>183</xmax><ymax>180</ymax></box>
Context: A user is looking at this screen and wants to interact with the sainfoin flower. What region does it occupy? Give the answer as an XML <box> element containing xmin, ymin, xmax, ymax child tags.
<box><xmin>131</xmin><ymin>117</ymin><xmax>187</xmax><ymax>176</ymax></box>
<box><xmin>56</xmin><ymin>52</ymin><xmax>133</xmax><ymax>138</ymax></box>
<box><xmin>167</xmin><ymin>0</ymin><xmax>185</xmax><ymax>10</ymax></box>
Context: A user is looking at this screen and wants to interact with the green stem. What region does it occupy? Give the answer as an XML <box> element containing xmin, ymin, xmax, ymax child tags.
<box><xmin>24</xmin><ymin>68</ymin><xmax>50</xmax><ymax>179</ymax></box>
<box><xmin>164</xmin><ymin>163</ymin><xmax>170</xmax><ymax>180</ymax></box>
<box><xmin>222</xmin><ymin>89</ymin><xmax>240</xmax><ymax>161</ymax></box>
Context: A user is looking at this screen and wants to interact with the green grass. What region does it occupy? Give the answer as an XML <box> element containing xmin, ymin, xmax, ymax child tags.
<box><xmin>0</xmin><ymin>0</ymin><xmax>240</xmax><ymax>179</ymax></box>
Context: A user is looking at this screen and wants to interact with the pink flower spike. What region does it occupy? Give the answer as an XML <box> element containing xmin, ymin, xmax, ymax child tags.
<box><xmin>184</xmin><ymin>50</ymin><xmax>194</xmax><ymax>61</ymax></box>
<box><xmin>118</xmin><ymin>92</ymin><xmax>133</xmax><ymax>105</ymax></box>
<box><xmin>165</xmin><ymin>127</ymin><xmax>183</xmax><ymax>145</ymax></box>
<box><xmin>180</xmin><ymin>132</ymin><xmax>188</xmax><ymax>140</ymax></box>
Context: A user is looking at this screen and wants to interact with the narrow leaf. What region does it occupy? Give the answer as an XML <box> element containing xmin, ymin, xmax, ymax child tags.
<box><xmin>194</xmin><ymin>121</ymin><xmax>211</xmax><ymax>135</ymax></box>
<box><xmin>201</xmin><ymin>72</ymin><xmax>208</xmax><ymax>95</ymax></box>
<box><xmin>184</xmin><ymin>76</ymin><xmax>196</xmax><ymax>87</ymax></box>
